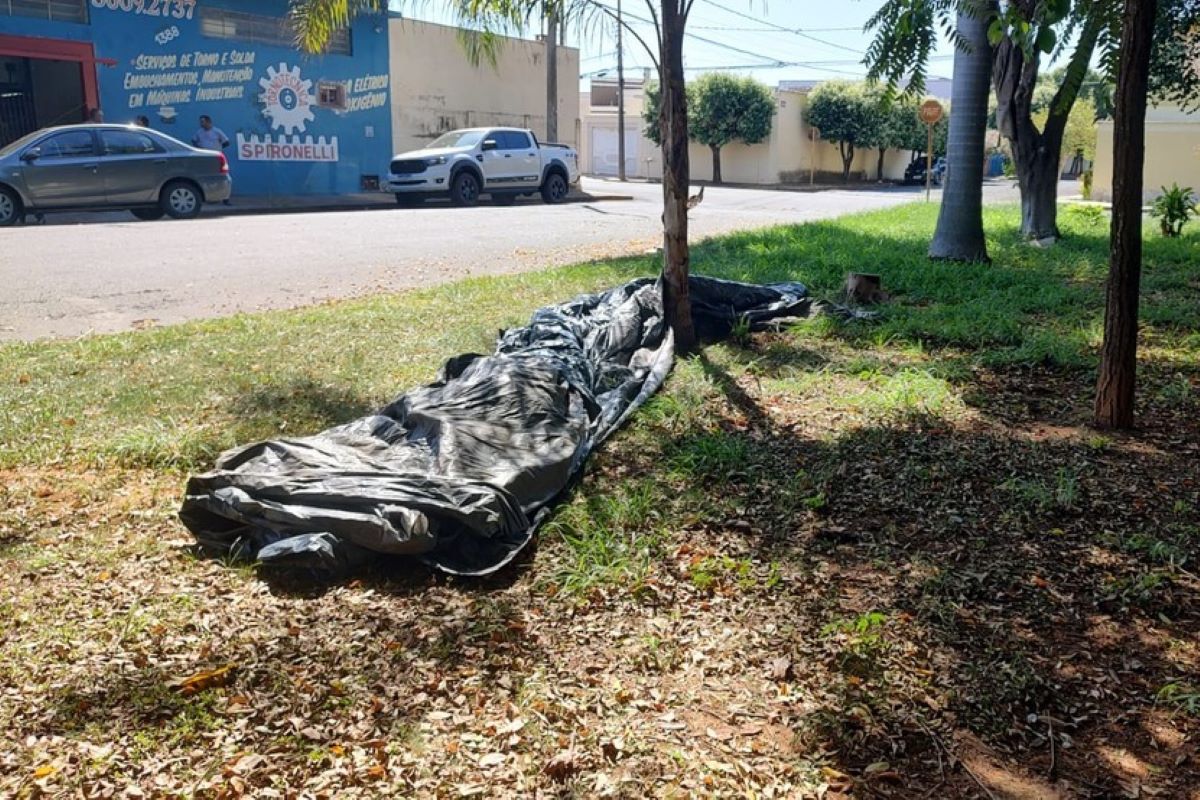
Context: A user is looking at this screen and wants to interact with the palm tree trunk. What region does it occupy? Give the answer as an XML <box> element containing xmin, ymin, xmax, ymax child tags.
<box><xmin>545</xmin><ymin>7</ymin><xmax>558</xmax><ymax>142</ymax></box>
<box><xmin>660</xmin><ymin>1</ymin><xmax>695</xmax><ymax>351</ymax></box>
<box><xmin>929</xmin><ymin>1</ymin><xmax>995</xmax><ymax>262</ymax></box>
<box><xmin>1095</xmin><ymin>0</ymin><xmax>1156</xmax><ymax>429</ymax></box>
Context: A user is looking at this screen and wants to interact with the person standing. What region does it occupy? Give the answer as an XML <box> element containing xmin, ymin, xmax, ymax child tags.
<box><xmin>192</xmin><ymin>115</ymin><xmax>232</xmax><ymax>204</ymax></box>
<box><xmin>191</xmin><ymin>115</ymin><xmax>229</xmax><ymax>150</ymax></box>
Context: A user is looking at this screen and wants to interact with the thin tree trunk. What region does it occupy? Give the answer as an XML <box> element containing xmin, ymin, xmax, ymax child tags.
<box><xmin>877</xmin><ymin>147</ymin><xmax>886</xmax><ymax>181</ymax></box>
<box><xmin>1095</xmin><ymin>0</ymin><xmax>1156</xmax><ymax>429</ymax></box>
<box><xmin>839</xmin><ymin>142</ymin><xmax>854</xmax><ymax>182</ymax></box>
<box><xmin>711</xmin><ymin>144</ymin><xmax>722</xmax><ymax>184</ymax></box>
<box><xmin>545</xmin><ymin>8</ymin><xmax>558</xmax><ymax>143</ymax></box>
<box><xmin>929</xmin><ymin>3</ymin><xmax>994</xmax><ymax>262</ymax></box>
<box><xmin>660</xmin><ymin>2</ymin><xmax>695</xmax><ymax>352</ymax></box>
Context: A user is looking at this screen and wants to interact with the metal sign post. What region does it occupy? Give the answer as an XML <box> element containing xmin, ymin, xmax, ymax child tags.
<box><xmin>919</xmin><ymin>100</ymin><xmax>944</xmax><ymax>202</ymax></box>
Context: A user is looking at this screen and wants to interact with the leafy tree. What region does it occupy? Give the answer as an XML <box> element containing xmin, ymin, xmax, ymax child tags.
<box><xmin>866</xmin><ymin>0</ymin><xmax>1200</xmax><ymax>244</ymax></box>
<box><xmin>689</xmin><ymin>74</ymin><xmax>774</xmax><ymax>184</ymax></box>
<box><xmin>1034</xmin><ymin>66</ymin><xmax>1113</xmax><ymax>120</ymax></box>
<box><xmin>642</xmin><ymin>73</ymin><xmax>775</xmax><ymax>184</ymax></box>
<box><xmin>1032</xmin><ymin>96</ymin><xmax>1096</xmax><ymax>169</ymax></box>
<box><xmin>862</xmin><ymin>92</ymin><xmax>948</xmax><ymax>179</ymax></box>
<box><xmin>805</xmin><ymin>82</ymin><xmax>881</xmax><ymax>183</ymax></box>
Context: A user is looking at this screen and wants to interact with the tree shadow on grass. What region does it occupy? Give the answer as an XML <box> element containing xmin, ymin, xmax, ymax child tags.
<box><xmin>652</xmin><ymin>349</ymin><xmax>1200</xmax><ymax>798</ymax></box>
<box><xmin>225</xmin><ymin>377</ymin><xmax>380</xmax><ymax>437</ymax></box>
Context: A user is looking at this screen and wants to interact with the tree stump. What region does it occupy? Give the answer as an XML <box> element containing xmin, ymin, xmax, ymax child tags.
<box><xmin>845</xmin><ymin>272</ymin><xmax>887</xmax><ymax>304</ymax></box>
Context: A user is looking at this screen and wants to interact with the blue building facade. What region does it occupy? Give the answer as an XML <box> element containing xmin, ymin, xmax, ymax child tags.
<box><xmin>0</xmin><ymin>0</ymin><xmax>393</xmax><ymax>196</ymax></box>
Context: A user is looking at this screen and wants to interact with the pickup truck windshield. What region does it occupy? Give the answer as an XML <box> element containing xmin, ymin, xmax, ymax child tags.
<box><xmin>428</xmin><ymin>130</ymin><xmax>485</xmax><ymax>149</ymax></box>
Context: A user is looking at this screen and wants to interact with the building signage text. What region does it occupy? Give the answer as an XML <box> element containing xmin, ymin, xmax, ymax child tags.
<box><xmin>91</xmin><ymin>0</ymin><xmax>196</xmax><ymax>19</ymax></box>
<box><xmin>122</xmin><ymin>49</ymin><xmax>256</xmax><ymax>108</ymax></box>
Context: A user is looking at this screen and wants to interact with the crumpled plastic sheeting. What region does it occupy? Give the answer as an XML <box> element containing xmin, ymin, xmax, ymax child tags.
<box><xmin>179</xmin><ymin>276</ymin><xmax>815</xmax><ymax>576</ymax></box>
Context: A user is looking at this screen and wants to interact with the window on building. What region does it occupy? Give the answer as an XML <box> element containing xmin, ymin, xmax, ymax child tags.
<box><xmin>199</xmin><ymin>7</ymin><xmax>352</xmax><ymax>55</ymax></box>
<box><xmin>590</xmin><ymin>85</ymin><xmax>619</xmax><ymax>108</ymax></box>
<box><xmin>100</xmin><ymin>130</ymin><xmax>163</xmax><ymax>156</ymax></box>
<box><xmin>0</xmin><ymin>0</ymin><xmax>87</xmax><ymax>24</ymax></box>
<box><xmin>317</xmin><ymin>81</ymin><xmax>347</xmax><ymax>110</ymax></box>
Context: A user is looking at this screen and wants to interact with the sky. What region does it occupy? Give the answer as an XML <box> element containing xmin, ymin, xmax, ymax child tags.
<box><xmin>391</xmin><ymin>0</ymin><xmax>960</xmax><ymax>89</ymax></box>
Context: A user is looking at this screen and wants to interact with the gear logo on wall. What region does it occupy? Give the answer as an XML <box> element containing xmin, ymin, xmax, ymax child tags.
<box><xmin>258</xmin><ymin>63</ymin><xmax>316</xmax><ymax>134</ymax></box>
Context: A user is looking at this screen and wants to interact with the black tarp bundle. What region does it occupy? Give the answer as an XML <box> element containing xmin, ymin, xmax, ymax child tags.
<box><xmin>179</xmin><ymin>276</ymin><xmax>816</xmax><ymax>576</ymax></box>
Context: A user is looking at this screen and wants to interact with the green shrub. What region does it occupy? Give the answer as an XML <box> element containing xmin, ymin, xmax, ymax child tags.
<box><xmin>1150</xmin><ymin>183</ymin><xmax>1198</xmax><ymax>238</ymax></box>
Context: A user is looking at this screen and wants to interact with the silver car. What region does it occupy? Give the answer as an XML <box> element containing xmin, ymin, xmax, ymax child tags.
<box><xmin>0</xmin><ymin>124</ymin><xmax>232</xmax><ymax>226</ymax></box>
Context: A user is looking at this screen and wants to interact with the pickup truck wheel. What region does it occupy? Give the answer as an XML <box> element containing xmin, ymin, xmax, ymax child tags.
<box><xmin>0</xmin><ymin>187</ymin><xmax>20</xmax><ymax>227</ymax></box>
<box><xmin>450</xmin><ymin>171</ymin><xmax>481</xmax><ymax>207</ymax></box>
<box><xmin>540</xmin><ymin>173</ymin><xmax>569</xmax><ymax>204</ymax></box>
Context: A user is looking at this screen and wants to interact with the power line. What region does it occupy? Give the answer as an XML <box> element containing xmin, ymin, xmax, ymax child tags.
<box><xmin>698</xmin><ymin>0</ymin><xmax>866</xmax><ymax>55</ymax></box>
<box><xmin>690</xmin><ymin>24</ymin><xmax>861</xmax><ymax>33</ymax></box>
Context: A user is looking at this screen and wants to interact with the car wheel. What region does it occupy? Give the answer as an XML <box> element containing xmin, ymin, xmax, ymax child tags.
<box><xmin>540</xmin><ymin>173</ymin><xmax>569</xmax><ymax>204</ymax></box>
<box><xmin>450</xmin><ymin>171</ymin><xmax>481</xmax><ymax>207</ymax></box>
<box><xmin>0</xmin><ymin>187</ymin><xmax>21</xmax><ymax>227</ymax></box>
<box><xmin>492</xmin><ymin>193</ymin><xmax>516</xmax><ymax>206</ymax></box>
<box><xmin>161</xmin><ymin>180</ymin><xmax>202</xmax><ymax>219</ymax></box>
<box><xmin>131</xmin><ymin>207</ymin><xmax>166</xmax><ymax>221</ymax></box>
<box><xmin>395</xmin><ymin>193</ymin><xmax>425</xmax><ymax>207</ymax></box>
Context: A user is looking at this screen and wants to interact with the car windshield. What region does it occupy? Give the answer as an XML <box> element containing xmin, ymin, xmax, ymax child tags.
<box><xmin>427</xmin><ymin>130</ymin><xmax>485</xmax><ymax>149</ymax></box>
<box><xmin>0</xmin><ymin>129</ymin><xmax>48</xmax><ymax>158</ymax></box>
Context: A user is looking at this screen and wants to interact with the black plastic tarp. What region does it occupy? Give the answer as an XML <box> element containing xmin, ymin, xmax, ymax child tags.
<box><xmin>179</xmin><ymin>276</ymin><xmax>815</xmax><ymax>576</ymax></box>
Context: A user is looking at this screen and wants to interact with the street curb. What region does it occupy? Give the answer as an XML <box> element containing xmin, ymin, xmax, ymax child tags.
<box><xmin>200</xmin><ymin>192</ymin><xmax>635</xmax><ymax>218</ymax></box>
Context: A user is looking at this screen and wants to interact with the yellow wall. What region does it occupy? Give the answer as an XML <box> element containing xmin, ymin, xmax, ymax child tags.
<box><xmin>1092</xmin><ymin>104</ymin><xmax>1200</xmax><ymax>201</ymax></box>
<box><xmin>388</xmin><ymin>19</ymin><xmax>580</xmax><ymax>153</ymax></box>
<box><xmin>579</xmin><ymin>86</ymin><xmax>918</xmax><ymax>185</ymax></box>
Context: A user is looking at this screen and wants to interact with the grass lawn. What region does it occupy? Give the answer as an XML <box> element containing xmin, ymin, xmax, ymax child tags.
<box><xmin>1</xmin><ymin>203</ymin><xmax>1198</xmax><ymax>798</ymax></box>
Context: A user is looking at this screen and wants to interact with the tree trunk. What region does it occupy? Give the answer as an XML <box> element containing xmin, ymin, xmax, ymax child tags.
<box><xmin>929</xmin><ymin>3</ymin><xmax>994</xmax><ymax>262</ymax></box>
<box><xmin>876</xmin><ymin>147</ymin><xmax>886</xmax><ymax>181</ymax></box>
<box><xmin>994</xmin><ymin>7</ymin><xmax>1104</xmax><ymax>242</ymax></box>
<box><xmin>545</xmin><ymin>8</ymin><xmax>558</xmax><ymax>143</ymax></box>
<box><xmin>839</xmin><ymin>142</ymin><xmax>854</xmax><ymax>183</ymax></box>
<box><xmin>1015</xmin><ymin>136</ymin><xmax>1063</xmax><ymax>241</ymax></box>
<box><xmin>660</xmin><ymin>2</ymin><xmax>695</xmax><ymax>352</ymax></box>
<box><xmin>711</xmin><ymin>144</ymin><xmax>722</xmax><ymax>184</ymax></box>
<box><xmin>1095</xmin><ymin>0</ymin><xmax>1156</xmax><ymax>429</ymax></box>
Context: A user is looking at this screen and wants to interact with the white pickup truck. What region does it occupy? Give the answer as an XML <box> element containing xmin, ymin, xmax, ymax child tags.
<box><xmin>385</xmin><ymin>127</ymin><xmax>580</xmax><ymax>207</ymax></box>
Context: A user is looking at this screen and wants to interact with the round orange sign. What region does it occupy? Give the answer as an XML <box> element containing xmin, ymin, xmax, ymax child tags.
<box><xmin>920</xmin><ymin>99</ymin><xmax>944</xmax><ymax>125</ymax></box>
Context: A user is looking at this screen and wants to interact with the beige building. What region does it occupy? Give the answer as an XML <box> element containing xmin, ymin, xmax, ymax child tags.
<box><xmin>1093</xmin><ymin>103</ymin><xmax>1200</xmax><ymax>201</ymax></box>
<box><xmin>579</xmin><ymin>78</ymin><xmax>935</xmax><ymax>186</ymax></box>
<box><xmin>388</xmin><ymin>18</ymin><xmax>580</xmax><ymax>154</ymax></box>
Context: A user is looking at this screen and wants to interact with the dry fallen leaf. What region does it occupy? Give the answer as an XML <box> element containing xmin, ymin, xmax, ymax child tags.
<box><xmin>170</xmin><ymin>664</ymin><xmax>237</xmax><ymax>696</ymax></box>
<box><xmin>542</xmin><ymin>749</ymin><xmax>581</xmax><ymax>782</ymax></box>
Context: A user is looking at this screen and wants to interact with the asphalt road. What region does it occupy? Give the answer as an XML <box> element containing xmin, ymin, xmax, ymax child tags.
<box><xmin>1</xmin><ymin>177</ymin><xmax>1028</xmax><ymax>341</ymax></box>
